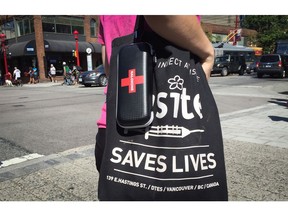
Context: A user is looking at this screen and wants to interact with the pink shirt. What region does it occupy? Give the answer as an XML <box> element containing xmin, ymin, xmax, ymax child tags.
<box><xmin>97</xmin><ymin>15</ymin><xmax>137</xmax><ymax>128</ymax></box>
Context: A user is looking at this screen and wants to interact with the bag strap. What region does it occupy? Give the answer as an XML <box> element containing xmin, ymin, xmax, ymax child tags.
<box><xmin>133</xmin><ymin>15</ymin><xmax>146</xmax><ymax>42</ymax></box>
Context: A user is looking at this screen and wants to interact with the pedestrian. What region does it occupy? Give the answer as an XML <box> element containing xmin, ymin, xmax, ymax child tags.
<box><xmin>95</xmin><ymin>16</ymin><xmax>227</xmax><ymax>201</ymax></box>
<box><xmin>62</xmin><ymin>62</ymin><xmax>70</xmax><ymax>85</ymax></box>
<box><xmin>13</xmin><ymin>66</ymin><xmax>21</xmax><ymax>86</ymax></box>
<box><xmin>4</xmin><ymin>71</ymin><xmax>13</xmax><ymax>86</ymax></box>
<box><xmin>49</xmin><ymin>64</ymin><xmax>56</xmax><ymax>82</ymax></box>
<box><xmin>33</xmin><ymin>66</ymin><xmax>39</xmax><ymax>83</ymax></box>
<box><xmin>28</xmin><ymin>67</ymin><xmax>35</xmax><ymax>84</ymax></box>
<box><xmin>71</xmin><ymin>65</ymin><xmax>79</xmax><ymax>85</ymax></box>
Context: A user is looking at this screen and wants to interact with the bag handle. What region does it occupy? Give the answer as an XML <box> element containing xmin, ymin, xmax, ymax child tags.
<box><xmin>133</xmin><ymin>15</ymin><xmax>146</xmax><ymax>41</ymax></box>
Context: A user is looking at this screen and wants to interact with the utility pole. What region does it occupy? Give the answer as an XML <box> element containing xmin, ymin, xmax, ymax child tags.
<box><xmin>233</xmin><ymin>15</ymin><xmax>239</xmax><ymax>46</ymax></box>
<box><xmin>0</xmin><ymin>33</ymin><xmax>8</xmax><ymax>75</ymax></box>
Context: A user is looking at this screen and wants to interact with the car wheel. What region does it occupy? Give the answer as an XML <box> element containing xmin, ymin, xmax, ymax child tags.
<box><xmin>221</xmin><ymin>67</ymin><xmax>228</xmax><ymax>76</ymax></box>
<box><xmin>239</xmin><ymin>68</ymin><xmax>244</xmax><ymax>76</ymax></box>
<box><xmin>99</xmin><ymin>75</ymin><xmax>108</xmax><ymax>87</ymax></box>
<box><xmin>84</xmin><ymin>84</ymin><xmax>92</xmax><ymax>87</ymax></box>
<box><xmin>257</xmin><ymin>73</ymin><xmax>263</xmax><ymax>78</ymax></box>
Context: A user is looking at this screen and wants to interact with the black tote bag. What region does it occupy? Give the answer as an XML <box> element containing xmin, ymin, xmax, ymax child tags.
<box><xmin>98</xmin><ymin>16</ymin><xmax>228</xmax><ymax>201</ymax></box>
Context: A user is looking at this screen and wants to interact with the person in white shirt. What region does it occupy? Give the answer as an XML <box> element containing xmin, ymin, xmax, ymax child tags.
<box><xmin>13</xmin><ymin>67</ymin><xmax>21</xmax><ymax>80</ymax></box>
<box><xmin>49</xmin><ymin>64</ymin><xmax>56</xmax><ymax>82</ymax></box>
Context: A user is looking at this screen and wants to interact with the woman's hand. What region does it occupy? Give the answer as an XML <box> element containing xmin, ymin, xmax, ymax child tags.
<box><xmin>144</xmin><ymin>15</ymin><xmax>214</xmax><ymax>80</ymax></box>
<box><xmin>201</xmin><ymin>53</ymin><xmax>214</xmax><ymax>80</ymax></box>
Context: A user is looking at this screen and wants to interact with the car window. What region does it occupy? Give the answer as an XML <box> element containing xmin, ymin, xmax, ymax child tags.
<box><xmin>260</xmin><ymin>55</ymin><xmax>280</xmax><ymax>63</ymax></box>
<box><xmin>95</xmin><ymin>64</ymin><xmax>104</xmax><ymax>73</ymax></box>
<box><xmin>215</xmin><ymin>57</ymin><xmax>227</xmax><ymax>62</ymax></box>
<box><xmin>215</xmin><ymin>57</ymin><xmax>221</xmax><ymax>63</ymax></box>
<box><xmin>95</xmin><ymin>64</ymin><xmax>104</xmax><ymax>70</ymax></box>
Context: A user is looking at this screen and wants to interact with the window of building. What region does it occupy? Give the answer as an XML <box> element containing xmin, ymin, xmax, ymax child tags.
<box><xmin>14</xmin><ymin>16</ymin><xmax>34</xmax><ymax>37</ymax></box>
<box><xmin>30</xmin><ymin>20</ymin><xmax>34</xmax><ymax>33</ymax></box>
<box><xmin>90</xmin><ymin>19</ymin><xmax>97</xmax><ymax>37</ymax></box>
<box><xmin>0</xmin><ymin>20</ymin><xmax>16</xmax><ymax>39</ymax></box>
<box><xmin>17</xmin><ymin>20</ymin><xmax>24</xmax><ymax>36</ymax></box>
<box><xmin>56</xmin><ymin>24</ymin><xmax>71</xmax><ymax>34</ymax></box>
<box><xmin>71</xmin><ymin>17</ymin><xmax>84</xmax><ymax>35</ymax></box>
<box><xmin>42</xmin><ymin>23</ymin><xmax>55</xmax><ymax>32</ymax></box>
<box><xmin>72</xmin><ymin>26</ymin><xmax>84</xmax><ymax>35</ymax></box>
<box><xmin>42</xmin><ymin>16</ymin><xmax>84</xmax><ymax>35</ymax></box>
<box><xmin>23</xmin><ymin>19</ymin><xmax>30</xmax><ymax>35</ymax></box>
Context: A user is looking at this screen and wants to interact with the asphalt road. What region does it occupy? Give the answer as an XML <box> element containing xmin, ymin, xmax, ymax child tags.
<box><xmin>0</xmin><ymin>73</ymin><xmax>287</xmax><ymax>163</ymax></box>
<box><xmin>0</xmin><ymin>85</ymin><xmax>105</xmax><ymax>160</ymax></box>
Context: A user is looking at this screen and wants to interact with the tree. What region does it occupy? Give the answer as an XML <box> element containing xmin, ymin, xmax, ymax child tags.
<box><xmin>242</xmin><ymin>15</ymin><xmax>288</xmax><ymax>53</ymax></box>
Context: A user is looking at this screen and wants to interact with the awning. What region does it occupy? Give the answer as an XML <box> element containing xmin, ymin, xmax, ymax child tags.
<box><xmin>89</xmin><ymin>42</ymin><xmax>102</xmax><ymax>53</ymax></box>
<box><xmin>44</xmin><ymin>39</ymin><xmax>101</xmax><ymax>53</ymax></box>
<box><xmin>7</xmin><ymin>39</ymin><xmax>101</xmax><ymax>57</ymax></box>
<box><xmin>7</xmin><ymin>41</ymin><xmax>30</xmax><ymax>56</ymax></box>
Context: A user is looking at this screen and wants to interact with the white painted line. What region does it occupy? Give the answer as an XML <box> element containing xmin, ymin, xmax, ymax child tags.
<box><xmin>0</xmin><ymin>153</ymin><xmax>44</xmax><ymax>168</ymax></box>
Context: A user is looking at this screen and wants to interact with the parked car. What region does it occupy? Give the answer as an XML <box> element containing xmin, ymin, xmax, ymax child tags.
<box><xmin>246</xmin><ymin>61</ymin><xmax>257</xmax><ymax>74</ymax></box>
<box><xmin>245</xmin><ymin>56</ymin><xmax>260</xmax><ymax>74</ymax></box>
<box><xmin>256</xmin><ymin>54</ymin><xmax>288</xmax><ymax>78</ymax></box>
<box><xmin>212</xmin><ymin>54</ymin><xmax>246</xmax><ymax>76</ymax></box>
<box><xmin>78</xmin><ymin>65</ymin><xmax>107</xmax><ymax>87</ymax></box>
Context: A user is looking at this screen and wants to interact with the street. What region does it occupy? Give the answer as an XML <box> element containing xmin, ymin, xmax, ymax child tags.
<box><xmin>1</xmin><ymin>74</ymin><xmax>287</xmax><ymax>160</ymax></box>
<box><xmin>0</xmin><ymin>84</ymin><xmax>105</xmax><ymax>160</ymax></box>
<box><xmin>0</xmin><ymin>73</ymin><xmax>287</xmax><ymax>202</ymax></box>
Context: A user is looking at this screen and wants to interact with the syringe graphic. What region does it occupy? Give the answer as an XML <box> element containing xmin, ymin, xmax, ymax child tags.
<box><xmin>144</xmin><ymin>125</ymin><xmax>204</xmax><ymax>140</ymax></box>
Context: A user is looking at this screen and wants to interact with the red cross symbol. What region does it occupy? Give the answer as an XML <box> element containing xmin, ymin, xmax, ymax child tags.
<box><xmin>121</xmin><ymin>69</ymin><xmax>144</xmax><ymax>93</ymax></box>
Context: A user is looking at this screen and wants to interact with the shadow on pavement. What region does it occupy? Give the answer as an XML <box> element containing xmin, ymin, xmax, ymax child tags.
<box><xmin>268</xmin><ymin>115</ymin><xmax>288</xmax><ymax>122</ymax></box>
<box><xmin>268</xmin><ymin>98</ymin><xmax>288</xmax><ymax>108</ymax></box>
<box><xmin>279</xmin><ymin>91</ymin><xmax>288</xmax><ymax>95</ymax></box>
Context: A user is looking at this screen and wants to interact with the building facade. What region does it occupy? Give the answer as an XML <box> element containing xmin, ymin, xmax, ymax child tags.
<box><xmin>0</xmin><ymin>15</ymin><xmax>101</xmax><ymax>83</ymax></box>
<box><xmin>0</xmin><ymin>15</ymin><xmax>257</xmax><ymax>83</ymax></box>
<box><xmin>201</xmin><ymin>15</ymin><xmax>257</xmax><ymax>45</ymax></box>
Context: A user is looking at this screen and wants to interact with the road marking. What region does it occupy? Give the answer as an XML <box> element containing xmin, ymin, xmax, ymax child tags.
<box><xmin>0</xmin><ymin>153</ymin><xmax>44</xmax><ymax>168</ymax></box>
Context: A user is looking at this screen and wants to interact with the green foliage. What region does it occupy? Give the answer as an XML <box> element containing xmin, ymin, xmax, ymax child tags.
<box><xmin>242</xmin><ymin>15</ymin><xmax>288</xmax><ymax>53</ymax></box>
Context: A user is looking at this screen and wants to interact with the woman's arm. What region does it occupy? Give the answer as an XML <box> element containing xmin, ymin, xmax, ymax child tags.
<box><xmin>144</xmin><ymin>15</ymin><xmax>214</xmax><ymax>79</ymax></box>
<box><xmin>101</xmin><ymin>45</ymin><xmax>110</xmax><ymax>77</ymax></box>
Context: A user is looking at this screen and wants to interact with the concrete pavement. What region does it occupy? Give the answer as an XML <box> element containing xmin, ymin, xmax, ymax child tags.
<box><xmin>0</xmin><ymin>82</ymin><xmax>287</xmax><ymax>201</ymax></box>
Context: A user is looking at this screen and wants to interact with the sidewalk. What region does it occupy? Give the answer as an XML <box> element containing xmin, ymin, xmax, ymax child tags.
<box><xmin>22</xmin><ymin>81</ymin><xmax>63</xmax><ymax>88</ymax></box>
<box><xmin>0</xmin><ymin>145</ymin><xmax>99</xmax><ymax>201</ymax></box>
<box><xmin>0</xmin><ymin>81</ymin><xmax>62</xmax><ymax>88</ymax></box>
<box><xmin>0</xmin><ymin>95</ymin><xmax>287</xmax><ymax>201</ymax></box>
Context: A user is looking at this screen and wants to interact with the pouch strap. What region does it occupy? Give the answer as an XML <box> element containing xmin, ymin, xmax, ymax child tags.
<box><xmin>134</xmin><ymin>15</ymin><xmax>146</xmax><ymax>41</ymax></box>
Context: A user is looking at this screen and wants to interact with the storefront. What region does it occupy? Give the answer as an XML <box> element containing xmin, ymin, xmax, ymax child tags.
<box><xmin>0</xmin><ymin>15</ymin><xmax>101</xmax><ymax>83</ymax></box>
<box><xmin>4</xmin><ymin>38</ymin><xmax>101</xmax><ymax>82</ymax></box>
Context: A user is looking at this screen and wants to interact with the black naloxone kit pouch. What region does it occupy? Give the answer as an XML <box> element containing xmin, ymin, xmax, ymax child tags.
<box><xmin>116</xmin><ymin>42</ymin><xmax>154</xmax><ymax>129</ymax></box>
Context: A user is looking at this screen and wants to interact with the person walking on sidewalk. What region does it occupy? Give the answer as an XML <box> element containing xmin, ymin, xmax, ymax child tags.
<box><xmin>13</xmin><ymin>67</ymin><xmax>22</xmax><ymax>86</ymax></box>
<box><xmin>49</xmin><ymin>64</ymin><xmax>56</xmax><ymax>82</ymax></box>
<box><xmin>33</xmin><ymin>66</ymin><xmax>39</xmax><ymax>83</ymax></box>
<box><xmin>28</xmin><ymin>67</ymin><xmax>35</xmax><ymax>84</ymax></box>
<box><xmin>62</xmin><ymin>62</ymin><xmax>70</xmax><ymax>85</ymax></box>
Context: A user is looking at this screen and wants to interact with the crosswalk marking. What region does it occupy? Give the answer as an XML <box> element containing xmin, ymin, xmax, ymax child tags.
<box><xmin>0</xmin><ymin>153</ymin><xmax>44</xmax><ymax>168</ymax></box>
